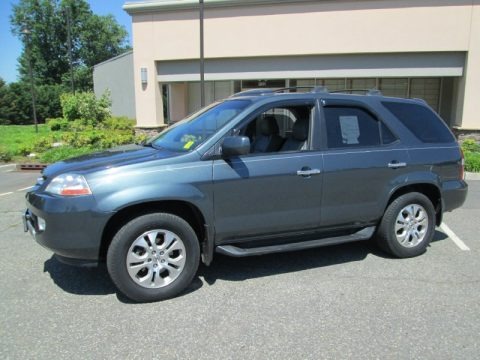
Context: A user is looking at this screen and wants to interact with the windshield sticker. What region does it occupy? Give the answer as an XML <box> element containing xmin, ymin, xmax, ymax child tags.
<box><xmin>339</xmin><ymin>116</ymin><xmax>360</xmax><ymax>144</ymax></box>
<box><xmin>183</xmin><ymin>140</ymin><xmax>195</xmax><ymax>150</ymax></box>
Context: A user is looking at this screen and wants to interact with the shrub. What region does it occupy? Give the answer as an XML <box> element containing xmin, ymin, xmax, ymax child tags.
<box><xmin>17</xmin><ymin>144</ymin><xmax>34</xmax><ymax>156</ymax></box>
<box><xmin>69</xmin><ymin>119</ymin><xmax>93</xmax><ymax>132</ymax></box>
<box><xmin>47</xmin><ymin>118</ymin><xmax>70</xmax><ymax>131</ymax></box>
<box><xmin>465</xmin><ymin>152</ymin><xmax>480</xmax><ymax>172</ymax></box>
<box><xmin>103</xmin><ymin>116</ymin><xmax>135</xmax><ymax>131</ymax></box>
<box><xmin>134</xmin><ymin>133</ymin><xmax>148</xmax><ymax>144</ymax></box>
<box><xmin>0</xmin><ymin>146</ymin><xmax>12</xmax><ymax>162</ymax></box>
<box><xmin>32</xmin><ymin>137</ymin><xmax>54</xmax><ymax>153</ymax></box>
<box><xmin>461</xmin><ymin>138</ymin><xmax>480</xmax><ymax>153</ymax></box>
<box><xmin>60</xmin><ymin>90</ymin><xmax>111</xmax><ymax>125</ymax></box>
<box><xmin>60</xmin><ymin>129</ymin><xmax>134</xmax><ymax>150</ymax></box>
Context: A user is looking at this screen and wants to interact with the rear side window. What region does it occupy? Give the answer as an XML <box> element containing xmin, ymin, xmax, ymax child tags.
<box><xmin>325</xmin><ymin>106</ymin><xmax>394</xmax><ymax>148</ymax></box>
<box><xmin>382</xmin><ymin>101</ymin><xmax>454</xmax><ymax>143</ymax></box>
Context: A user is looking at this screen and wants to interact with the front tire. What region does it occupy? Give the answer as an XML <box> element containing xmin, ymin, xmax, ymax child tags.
<box><xmin>107</xmin><ymin>213</ymin><xmax>200</xmax><ymax>302</ymax></box>
<box><xmin>375</xmin><ymin>192</ymin><xmax>435</xmax><ymax>258</ymax></box>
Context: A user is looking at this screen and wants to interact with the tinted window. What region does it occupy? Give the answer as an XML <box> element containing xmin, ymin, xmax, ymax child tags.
<box><xmin>381</xmin><ymin>123</ymin><xmax>397</xmax><ymax>144</ymax></box>
<box><xmin>325</xmin><ymin>107</ymin><xmax>381</xmax><ymax>148</ymax></box>
<box><xmin>382</xmin><ymin>101</ymin><xmax>454</xmax><ymax>143</ymax></box>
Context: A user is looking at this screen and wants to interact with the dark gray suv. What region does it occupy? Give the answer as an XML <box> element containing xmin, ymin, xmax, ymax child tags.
<box><xmin>23</xmin><ymin>88</ymin><xmax>468</xmax><ymax>302</ymax></box>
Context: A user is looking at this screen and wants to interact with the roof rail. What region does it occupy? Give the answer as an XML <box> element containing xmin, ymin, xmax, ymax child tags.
<box><xmin>272</xmin><ymin>86</ymin><xmax>329</xmax><ymax>94</ymax></box>
<box><xmin>230</xmin><ymin>87</ymin><xmax>382</xmax><ymax>98</ymax></box>
<box><xmin>311</xmin><ymin>86</ymin><xmax>329</xmax><ymax>93</ymax></box>
<box><xmin>230</xmin><ymin>88</ymin><xmax>274</xmax><ymax>97</ymax></box>
<box><xmin>329</xmin><ymin>88</ymin><xmax>382</xmax><ymax>96</ymax></box>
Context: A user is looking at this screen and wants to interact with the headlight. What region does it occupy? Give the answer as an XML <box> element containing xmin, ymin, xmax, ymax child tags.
<box><xmin>45</xmin><ymin>174</ymin><xmax>92</xmax><ymax>196</ymax></box>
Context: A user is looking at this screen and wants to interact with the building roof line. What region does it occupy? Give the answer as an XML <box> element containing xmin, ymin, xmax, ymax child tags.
<box><xmin>123</xmin><ymin>0</ymin><xmax>319</xmax><ymax>14</ymax></box>
<box><xmin>93</xmin><ymin>50</ymin><xmax>133</xmax><ymax>68</ymax></box>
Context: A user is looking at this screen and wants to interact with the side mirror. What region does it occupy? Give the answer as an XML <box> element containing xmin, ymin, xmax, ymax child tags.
<box><xmin>222</xmin><ymin>136</ymin><xmax>250</xmax><ymax>157</ymax></box>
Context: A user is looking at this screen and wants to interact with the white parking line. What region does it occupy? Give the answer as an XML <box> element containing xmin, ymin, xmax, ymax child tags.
<box><xmin>0</xmin><ymin>192</ymin><xmax>14</xmax><ymax>197</ymax></box>
<box><xmin>17</xmin><ymin>186</ymin><xmax>34</xmax><ymax>191</ymax></box>
<box><xmin>440</xmin><ymin>222</ymin><xmax>470</xmax><ymax>251</ymax></box>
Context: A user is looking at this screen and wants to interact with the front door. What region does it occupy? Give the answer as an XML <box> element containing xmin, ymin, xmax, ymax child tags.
<box><xmin>212</xmin><ymin>100</ymin><xmax>323</xmax><ymax>244</ymax></box>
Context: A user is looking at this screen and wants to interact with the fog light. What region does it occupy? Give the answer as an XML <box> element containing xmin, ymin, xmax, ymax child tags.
<box><xmin>38</xmin><ymin>217</ymin><xmax>46</xmax><ymax>232</ymax></box>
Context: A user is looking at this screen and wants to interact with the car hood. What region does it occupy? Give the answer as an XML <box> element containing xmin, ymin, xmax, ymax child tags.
<box><xmin>42</xmin><ymin>144</ymin><xmax>180</xmax><ymax>178</ymax></box>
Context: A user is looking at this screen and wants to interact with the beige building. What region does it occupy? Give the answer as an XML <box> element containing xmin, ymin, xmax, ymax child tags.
<box><xmin>124</xmin><ymin>0</ymin><xmax>480</xmax><ymax>131</ymax></box>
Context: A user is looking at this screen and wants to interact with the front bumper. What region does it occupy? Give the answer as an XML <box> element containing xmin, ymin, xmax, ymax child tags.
<box><xmin>24</xmin><ymin>191</ymin><xmax>114</xmax><ymax>262</ymax></box>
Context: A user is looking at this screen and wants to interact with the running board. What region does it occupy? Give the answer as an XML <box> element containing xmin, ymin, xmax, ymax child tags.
<box><xmin>216</xmin><ymin>226</ymin><xmax>375</xmax><ymax>257</ymax></box>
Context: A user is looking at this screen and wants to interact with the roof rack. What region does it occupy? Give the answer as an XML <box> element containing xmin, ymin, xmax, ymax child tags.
<box><xmin>230</xmin><ymin>89</ymin><xmax>275</xmax><ymax>97</ymax></box>
<box><xmin>230</xmin><ymin>87</ymin><xmax>382</xmax><ymax>97</ymax></box>
<box><xmin>329</xmin><ymin>88</ymin><xmax>382</xmax><ymax>96</ymax></box>
<box><xmin>272</xmin><ymin>86</ymin><xmax>329</xmax><ymax>94</ymax></box>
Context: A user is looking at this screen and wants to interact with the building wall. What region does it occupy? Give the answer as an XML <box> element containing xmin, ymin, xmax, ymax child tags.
<box><xmin>126</xmin><ymin>0</ymin><xmax>480</xmax><ymax>129</ymax></box>
<box><xmin>93</xmin><ymin>51</ymin><xmax>136</xmax><ymax>119</ymax></box>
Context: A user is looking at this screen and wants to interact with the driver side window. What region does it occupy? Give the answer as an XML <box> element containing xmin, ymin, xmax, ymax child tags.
<box><xmin>240</xmin><ymin>103</ymin><xmax>314</xmax><ymax>154</ymax></box>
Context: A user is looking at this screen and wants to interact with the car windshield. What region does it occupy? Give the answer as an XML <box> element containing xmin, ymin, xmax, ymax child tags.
<box><xmin>149</xmin><ymin>99</ymin><xmax>251</xmax><ymax>152</ymax></box>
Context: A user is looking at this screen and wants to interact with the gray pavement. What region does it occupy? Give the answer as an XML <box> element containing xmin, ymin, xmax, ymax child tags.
<box><xmin>0</xmin><ymin>167</ymin><xmax>479</xmax><ymax>359</ymax></box>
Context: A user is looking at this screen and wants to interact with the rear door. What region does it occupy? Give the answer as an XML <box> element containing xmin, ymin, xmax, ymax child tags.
<box><xmin>319</xmin><ymin>99</ymin><xmax>410</xmax><ymax>227</ymax></box>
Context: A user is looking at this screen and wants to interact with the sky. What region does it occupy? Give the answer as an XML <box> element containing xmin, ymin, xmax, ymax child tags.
<box><xmin>0</xmin><ymin>0</ymin><xmax>134</xmax><ymax>84</ymax></box>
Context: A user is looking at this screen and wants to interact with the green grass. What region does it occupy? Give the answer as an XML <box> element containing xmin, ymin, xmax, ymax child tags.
<box><xmin>0</xmin><ymin>124</ymin><xmax>52</xmax><ymax>156</ymax></box>
<box><xmin>0</xmin><ymin>122</ymin><xmax>138</xmax><ymax>164</ymax></box>
<box><xmin>464</xmin><ymin>152</ymin><xmax>480</xmax><ymax>172</ymax></box>
<box><xmin>0</xmin><ymin>124</ymin><xmax>98</xmax><ymax>163</ymax></box>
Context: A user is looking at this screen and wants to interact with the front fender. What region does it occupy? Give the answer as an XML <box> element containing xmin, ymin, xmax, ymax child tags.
<box><xmin>87</xmin><ymin>160</ymin><xmax>214</xmax><ymax>233</ymax></box>
<box><xmin>96</xmin><ymin>183</ymin><xmax>208</xmax><ymax>212</ymax></box>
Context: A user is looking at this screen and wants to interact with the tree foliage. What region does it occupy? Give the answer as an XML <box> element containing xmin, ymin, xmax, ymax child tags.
<box><xmin>0</xmin><ymin>77</ymin><xmax>64</xmax><ymax>124</ymax></box>
<box><xmin>11</xmin><ymin>0</ymin><xmax>130</xmax><ymax>91</ymax></box>
<box><xmin>3</xmin><ymin>0</ymin><xmax>130</xmax><ymax>124</ymax></box>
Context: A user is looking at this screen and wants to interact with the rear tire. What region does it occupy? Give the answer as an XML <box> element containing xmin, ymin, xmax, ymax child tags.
<box><xmin>107</xmin><ymin>213</ymin><xmax>200</xmax><ymax>302</ymax></box>
<box><xmin>375</xmin><ymin>192</ymin><xmax>435</xmax><ymax>258</ymax></box>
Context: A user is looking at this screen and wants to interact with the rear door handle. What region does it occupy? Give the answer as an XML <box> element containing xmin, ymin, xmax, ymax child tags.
<box><xmin>388</xmin><ymin>162</ymin><xmax>407</xmax><ymax>169</ymax></box>
<box><xmin>297</xmin><ymin>168</ymin><xmax>321</xmax><ymax>177</ymax></box>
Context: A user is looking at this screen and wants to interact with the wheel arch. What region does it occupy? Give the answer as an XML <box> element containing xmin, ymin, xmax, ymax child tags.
<box><xmin>386</xmin><ymin>183</ymin><xmax>443</xmax><ymax>226</ymax></box>
<box><xmin>99</xmin><ymin>200</ymin><xmax>209</xmax><ymax>262</ymax></box>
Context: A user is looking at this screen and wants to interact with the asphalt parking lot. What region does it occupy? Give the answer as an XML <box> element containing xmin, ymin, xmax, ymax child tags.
<box><xmin>0</xmin><ymin>164</ymin><xmax>479</xmax><ymax>359</ymax></box>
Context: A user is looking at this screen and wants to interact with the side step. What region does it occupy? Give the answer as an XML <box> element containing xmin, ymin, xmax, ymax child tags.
<box><xmin>216</xmin><ymin>226</ymin><xmax>375</xmax><ymax>257</ymax></box>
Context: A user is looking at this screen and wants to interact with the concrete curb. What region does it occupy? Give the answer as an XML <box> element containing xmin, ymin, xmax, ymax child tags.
<box><xmin>16</xmin><ymin>164</ymin><xmax>47</xmax><ymax>171</ymax></box>
<box><xmin>466</xmin><ymin>172</ymin><xmax>480</xmax><ymax>181</ymax></box>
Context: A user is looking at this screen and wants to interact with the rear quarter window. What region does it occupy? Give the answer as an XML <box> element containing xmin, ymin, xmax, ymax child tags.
<box><xmin>382</xmin><ymin>101</ymin><xmax>454</xmax><ymax>143</ymax></box>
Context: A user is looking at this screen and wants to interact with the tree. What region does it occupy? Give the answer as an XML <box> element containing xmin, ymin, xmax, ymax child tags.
<box><xmin>11</xmin><ymin>0</ymin><xmax>130</xmax><ymax>90</ymax></box>
<box><xmin>0</xmin><ymin>81</ymin><xmax>32</xmax><ymax>124</ymax></box>
<box><xmin>0</xmin><ymin>78</ymin><xmax>64</xmax><ymax>124</ymax></box>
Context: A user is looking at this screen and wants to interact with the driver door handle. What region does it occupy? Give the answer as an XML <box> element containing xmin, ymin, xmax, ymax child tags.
<box><xmin>297</xmin><ymin>168</ymin><xmax>321</xmax><ymax>177</ymax></box>
<box><xmin>388</xmin><ymin>162</ymin><xmax>407</xmax><ymax>169</ymax></box>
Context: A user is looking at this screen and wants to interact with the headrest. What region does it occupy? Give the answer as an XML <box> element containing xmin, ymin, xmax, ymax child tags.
<box><xmin>292</xmin><ymin>118</ymin><xmax>309</xmax><ymax>141</ymax></box>
<box><xmin>261</xmin><ymin>115</ymin><xmax>279</xmax><ymax>136</ymax></box>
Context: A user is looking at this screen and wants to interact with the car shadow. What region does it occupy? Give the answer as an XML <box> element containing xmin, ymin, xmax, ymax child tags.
<box><xmin>43</xmin><ymin>256</ymin><xmax>116</xmax><ymax>296</ymax></box>
<box><xmin>200</xmin><ymin>240</ymin><xmax>375</xmax><ymax>286</ymax></box>
<box><xmin>432</xmin><ymin>228</ymin><xmax>448</xmax><ymax>243</ymax></box>
<box><xmin>200</xmin><ymin>229</ymin><xmax>449</xmax><ymax>285</ymax></box>
<box><xmin>43</xmin><ymin>229</ymin><xmax>449</xmax><ymax>301</ymax></box>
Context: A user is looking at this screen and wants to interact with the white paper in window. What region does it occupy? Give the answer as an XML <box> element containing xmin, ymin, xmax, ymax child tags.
<box><xmin>339</xmin><ymin>116</ymin><xmax>360</xmax><ymax>144</ymax></box>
